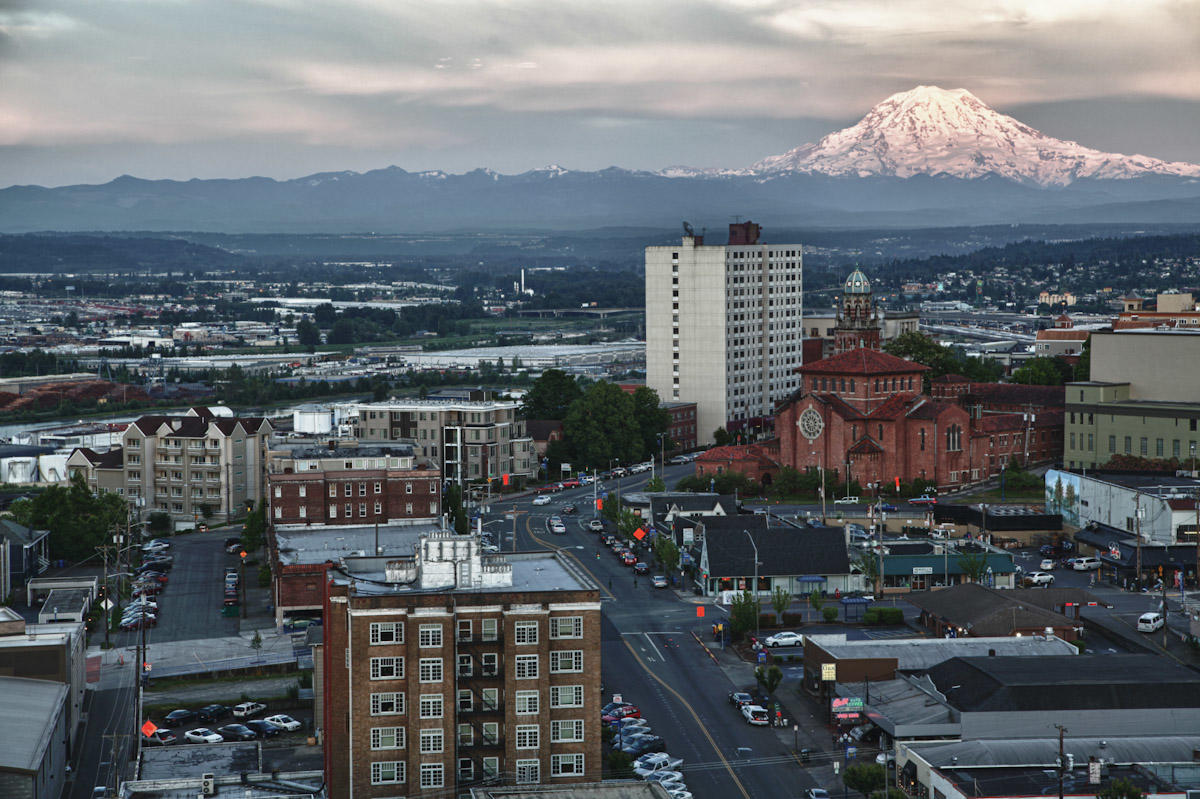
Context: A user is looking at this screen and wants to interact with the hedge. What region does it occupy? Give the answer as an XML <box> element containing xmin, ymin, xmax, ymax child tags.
<box><xmin>863</xmin><ymin>607</ymin><xmax>905</xmax><ymax>625</ymax></box>
<box><xmin>781</xmin><ymin>612</ymin><xmax>807</xmax><ymax>627</ymax></box>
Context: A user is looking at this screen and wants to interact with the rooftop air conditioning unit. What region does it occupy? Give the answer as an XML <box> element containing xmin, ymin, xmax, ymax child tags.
<box><xmin>200</xmin><ymin>773</ymin><xmax>216</xmax><ymax>796</ymax></box>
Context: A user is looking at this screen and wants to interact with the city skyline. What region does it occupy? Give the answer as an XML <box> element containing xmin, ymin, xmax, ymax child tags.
<box><xmin>1</xmin><ymin>0</ymin><xmax>1198</xmax><ymax>187</ymax></box>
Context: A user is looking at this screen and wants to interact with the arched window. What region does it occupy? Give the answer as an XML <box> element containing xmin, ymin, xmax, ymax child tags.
<box><xmin>821</xmin><ymin>378</ymin><xmax>827</xmax><ymax>390</ymax></box>
<box><xmin>919</xmin><ymin>428</ymin><xmax>926</xmax><ymax>451</ymax></box>
<box><xmin>839</xmin><ymin>378</ymin><xmax>846</xmax><ymax>392</ymax></box>
<box><xmin>878</xmin><ymin>424</ymin><xmax>884</xmax><ymax>440</ymax></box>
<box><xmin>907</xmin><ymin>377</ymin><xmax>914</xmax><ymax>390</ymax></box>
<box><xmin>946</xmin><ymin>424</ymin><xmax>962</xmax><ymax>452</ymax></box>
<box><xmin>874</xmin><ymin>379</ymin><xmax>880</xmax><ymax>392</ymax></box>
<box><xmin>850</xmin><ymin>379</ymin><xmax>856</xmax><ymax>392</ymax></box>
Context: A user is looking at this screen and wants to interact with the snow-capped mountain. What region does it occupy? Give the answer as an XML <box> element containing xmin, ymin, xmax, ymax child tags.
<box><xmin>750</xmin><ymin>85</ymin><xmax>1200</xmax><ymax>187</ymax></box>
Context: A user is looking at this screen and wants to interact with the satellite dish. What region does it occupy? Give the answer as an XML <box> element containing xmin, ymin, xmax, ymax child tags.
<box><xmin>682</xmin><ymin>221</ymin><xmax>694</xmax><ymax>237</ymax></box>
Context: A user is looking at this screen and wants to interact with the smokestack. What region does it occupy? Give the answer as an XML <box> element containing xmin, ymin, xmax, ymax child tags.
<box><xmin>728</xmin><ymin>221</ymin><xmax>761</xmax><ymax>245</ymax></box>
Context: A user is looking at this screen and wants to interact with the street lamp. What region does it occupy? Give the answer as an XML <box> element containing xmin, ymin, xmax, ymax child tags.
<box><xmin>744</xmin><ymin>530</ymin><xmax>761</xmax><ymax>638</ymax></box>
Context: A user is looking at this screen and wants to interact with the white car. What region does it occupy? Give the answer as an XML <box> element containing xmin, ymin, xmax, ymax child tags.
<box><xmin>643</xmin><ymin>771</ymin><xmax>685</xmax><ymax>787</ymax></box>
<box><xmin>1026</xmin><ymin>571</ymin><xmax>1054</xmax><ymax>587</ymax></box>
<box><xmin>184</xmin><ymin>728</ymin><xmax>224</xmax><ymax>744</ymax></box>
<box><xmin>834</xmin><ymin>496</ymin><xmax>859</xmax><ymax>505</ymax></box>
<box><xmin>1137</xmin><ymin>612</ymin><xmax>1164</xmax><ymax>632</ymax></box>
<box><xmin>1073</xmin><ymin>557</ymin><xmax>1101</xmax><ymax>571</ymax></box>
<box><xmin>550</xmin><ymin>522</ymin><xmax>567</xmax><ymax>534</ymax></box>
<box><xmin>666</xmin><ymin>791</ymin><xmax>693</xmax><ymax>799</ymax></box>
<box><xmin>764</xmin><ymin>631</ymin><xmax>804</xmax><ymax>648</ymax></box>
<box><xmin>264</xmin><ymin>714</ymin><xmax>301</xmax><ymax>731</ymax></box>
<box><xmin>741</xmin><ymin>704</ymin><xmax>769</xmax><ymax>725</ymax></box>
<box><xmin>232</xmin><ymin>701</ymin><xmax>266</xmax><ymax>719</ymax></box>
<box><xmin>533</xmin><ymin>495</ymin><xmax>551</xmax><ymax>506</ymax></box>
<box><xmin>142</xmin><ymin>540</ymin><xmax>171</xmax><ymax>553</ymax></box>
<box><xmin>633</xmin><ymin>753</ymin><xmax>684</xmax><ymax>776</ymax></box>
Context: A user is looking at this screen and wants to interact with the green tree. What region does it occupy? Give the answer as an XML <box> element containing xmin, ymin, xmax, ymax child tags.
<box><xmin>445</xmin><ymin>484</ymin><xmax>469</xmax><ymax>535</ymax></box>
<box><xmin>729</xmin><ymin>591</ymin><xmax>760</xmax><ymax>638</ymax></box>
<box><xmin>295</xmin><ymin>319</ymin><xmax>321</xmax><ymax>351</ymax></box>
<box><xmin>645</xmin><ymin>475</ymin><xmax>665</xmax><ymax>492</ymax></box>
<box><xmin>654</xmin><ymin>535</ymin><xmax>680</xmax><ymax>574</ymax></box>
<box><xmin>562</xmin><ymin>381</ymin><xmax>642</xmax><ymax>470</ymax></box>
<box><xmin>1010</xmin><ymin>356</ymin><xmax>1073</xmax><ymax>385</ymax></box>
<box><xmin>1073</xmin><ymin>337</ymin><xmax>1092</xmax><ymax>381</ymax></box>
<box><xmin>754</xmin><ymin>663</ymin><xmax>783</xmax><ymax>699</ymax></box>
<box><xmin>957</xmin><ymin>550</ymin><xmax>990</xmax><ymax>583</ymax></box>
<box><xmin>241</xmin><ymin>500</ymin><xmax>267</xmax><ymax>552</ymax></box>
<box><xmin>328</xmin><ymin>317</ymin><xmax>358</xmax><ymax>345</ymax></box>
<box><xmin>147</xmin><ymin>511</ymin><xmax>172</xmax><ymax>535</ymax></box>
<box><xmin>713</xmin><ymin>427</ymin><xmax>733</xmax><ymax>447</ymax></box>
<box><xmin>630</xmin><ymin>386</ymin><xmax>671</xmax><ymax>460</ymax></box>
<box><xmin>522</xmin><ymin>369</ymin><xmax>582</xmax><ymax>420</ymax></box>
<box><xmin>770</xmin><ymin>586</ymin><xmax>791</xmax><ymax>622</ymax></box>
<box><xmin>7</xmin><ymin>474</ymin><xmax>129</xmax><ymax>562</ymax></box>
<box><xmin>843</xmin><ymin>763</ymin><xmax>887</xmax><ymax>796</ymax></box>
<box><xmin>1097</xmin><ymin>779</ymin><xmax>1143</xmax><ymax>799</ymax></box>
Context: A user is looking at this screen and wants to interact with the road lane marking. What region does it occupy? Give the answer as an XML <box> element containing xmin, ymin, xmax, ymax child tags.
<box><xmin>525</xmin><ymin>515</ymin><xmax>616</xmax><ymax>600</ymax></box>
<box><xmin>643</xmin><ymin>632</ymin><xmax>664</xmax><ymax>661</ymax></box>
<box><xmin>619</xmin><ymin>637</ymin><xmax>752</xmax><ymax>799</ymax></box>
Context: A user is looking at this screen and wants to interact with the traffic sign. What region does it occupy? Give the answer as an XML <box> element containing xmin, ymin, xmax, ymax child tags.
<box><xmin>101</xmin><ymin>599</ymin><xmax>113</xmax><ymax>612</ymax></box>
<box><xmin>141</xmin><ymin>719</ymin><xmax>158</xmax><ymax>737</ymax></box>
<box><xmin>143</xmin><ymin>662</ymin><xmax>152</xmax><ymax>672</ymax></box>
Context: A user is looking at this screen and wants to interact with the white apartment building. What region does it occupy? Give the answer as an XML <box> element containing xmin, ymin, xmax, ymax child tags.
<box><xmin>645</xmin><ymin>221</ymin><xmax>804</xmax><ymax>443</ymax></box>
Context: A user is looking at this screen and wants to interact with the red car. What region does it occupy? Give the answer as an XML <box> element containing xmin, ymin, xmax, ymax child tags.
<box><xmin>601</xmin><ymin>705</ymin><xmax>642</xmax><ymax>724</ymax></box>
<box><xmin>621</xmin><ymin>553</ymin><xmax>638</xmax><ymax>566</ymax></box>
<box><xmin>560</xmin><ymin>479</ymin><xmax>581</xmax><ymax>489</ymax></box>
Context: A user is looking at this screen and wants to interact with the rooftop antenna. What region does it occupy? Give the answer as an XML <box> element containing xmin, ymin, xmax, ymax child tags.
<box><xmin>682</xmin><ymin>221</ymin><xmax>694</xmax><ymax>237</ymax></box>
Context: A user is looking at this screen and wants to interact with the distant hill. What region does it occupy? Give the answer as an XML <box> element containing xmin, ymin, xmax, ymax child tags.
<box><xmin>0</xmin><ymin>234</ymin><xmax>243</xmax><ymax>272</ymax></box>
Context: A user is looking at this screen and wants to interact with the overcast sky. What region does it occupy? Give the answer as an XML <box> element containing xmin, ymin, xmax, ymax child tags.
<box><xmin>1</xmin><ymin>0</ymin><xmax>1198</xmax><ymax>186</ymax></box>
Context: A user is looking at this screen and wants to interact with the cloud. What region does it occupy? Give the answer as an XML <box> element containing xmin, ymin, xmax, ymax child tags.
<box><xmin>0</xmin><ymin>0</ymin><xmax>1197</xmax><ymax>184</ymax></box>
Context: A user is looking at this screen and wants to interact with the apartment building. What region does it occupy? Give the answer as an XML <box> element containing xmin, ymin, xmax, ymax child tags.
<box><xmin>322</xmin><ymin>530</ymin><xmax>601</xmax><ymax>796</ymax></box>
<box><xmin>645</xmin><ymin>221</ymin><xmax>804</xmax><ymax>443</ymax></box>
<box><xmin>268</xmin><ymin>444</ymin><xmax>441</xmax><ymax>526</ymax></box>
<box><xmin>67</xmin><ymin>407</ymin><xmax>272</xmax><ymax>524</ymax></box>
<box><xmin>352</xmin><ymin>399</ymin><xmax>535</xmax><ymax>485</ymax></box>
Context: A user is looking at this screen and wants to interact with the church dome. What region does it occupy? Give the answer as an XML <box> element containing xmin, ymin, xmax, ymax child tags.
<box><xmin>844</xmin><ymin>268</ymin><xmax>871</xmax><ymax>295</ymax></box>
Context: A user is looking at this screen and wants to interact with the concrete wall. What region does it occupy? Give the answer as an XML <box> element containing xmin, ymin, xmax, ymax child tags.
<box><xmin>1091</xmin><ymin>331</ymin><xmax>1200</xmax><ymax>402</ymax></box>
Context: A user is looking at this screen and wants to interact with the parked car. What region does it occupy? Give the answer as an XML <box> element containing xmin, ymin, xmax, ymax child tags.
<box><xmin>217</xmin><ymin>724</ymin><xmax>257</xmax><ymax>742</ymax></box>
<box><xmin>633</xmin><ymin>752</ymin><xmax>684</xmax><ymax>777</ymax></box>
<box><xmin>533</xmin><ymin>495</ymin><xmax>552</xmax><ymax>506</ymax></box>
<box><xmin>1137</xmin><ymin>612</ymin><xmax>1165</xmax><ymax>632</ymax></box>
<box><xmin>264</xmin><ymin>714</ymin><xmax>301</xmax><ymax>731</ymax></box>
<box><xmin>601</xmin><ymin>705</ymin><xmax>642</xmax><ymax>723</ymax></box>
<box><xmin>120</xmin><ymin>615</ymin><xmax>156</xmax><ymax>631</ymax></box>
<box><xmin>142</xmin><ymin>729</ymin><xmax>177</xmax><ymax>746</ymax></box>
<box><xmin>669</xmin><ymin>455</ymin><xmax>690</xmax><ymax>465</ymax></box>
<box><xmin>1025</xmin><ymin>571</ymin><xmax>1054</xmax><ymax>587</ymax></box>
<box><xmin>184</xmin><ymin>728</ymin><xmax>224</xmax><ymax>744</ymax></box>
<box><xmin>834</xmin><ymin>496</ymin><xmax>859</xmax><ymax>505</ymax></box>
<box><xmin>282</xmin><ymin>618</ymin><xmax>320</xmax><ymax>633</ymax></box>
<box><xmin>609</xmin><ymin>716</ymin><xmax>649</xmax><ymax>732</ymax></box>
<box><xmin>165</xmin><ymin>709</ymin><xmax>195</xmax><ymax>725</ymax></box>
<box><xmin>245</xmin><ymin>719</ymin><xmax>282</xmax><ymax>738</ymax></box>
<box><xmin>560</xmin><ymin>479</ymin><xmax>581</xmax><ymax>489</ymax></box>
<box><xmin>615</xmin><ymin>735</ymin><xmax>665</xmax><ymax>756</ymax></box>
<box><xmin>908</xmin><ymin>495</ymin><xmax>938</xmax><ymax>506</ymax></box>
<box><xmin>621</xmin><ymin>552</ymin><xmax>638</xmax><ymax>566</ymax></box>
<box><xmin>601</xmin><ymin>701</ymin><xmax>634</xmax><ymax>716</ymax></box>
<box><xmin>142</xmin><ymin>540</ymin><xmax>171</xmax><ymax>553</ymax></box>
<box><xmin>666</xmin><ymin>790</ymin><xmax>694</xmax><ymax>799</ymax></box>
<box><xmin>728</xmin><ymin>691</ymin><xmax>754</xmax><ymax>708</ymax></box>
<box><xmin>1073</xmin><ymin>557</ymin><xmax>1101</xmax><ymax>571</ymax></box>
<box><xmin>196</xmin><ymin>704</ymin><xmax>229</xmax><ymax>722</ymax></box>
<box><xmin>764</xmin><ymin>631</ymin><xmax>804</xmax><ymax>648</ymax></box>
<box><xmin>232</xmin><ymin>701</ymin><xmax>266</xmax><ymax>719</ymax></box>
<box><xmin>643</xmin><ymin>770</ymin><xmax>686</xmax><ymax>788</ymax></box>
<box><xmin>589</xmin><ymin>519</ymin><xmax>604</xmax><ymax>532</ymax></box>
<box><xmin>1039</xmin><ymin>558</ymin><xmax>1056</xmax><ymax>571</ymax></box>
<box><xmin>652</xmin><ymin>575</ymin><xmax>669</xmax><ymax>589</ymax></box>
<box><xmin>741</xmin><ymin>704</ymin><xmax>769</xmax><ymax>725</ymax></box>
<box><xmin>806</xmin><ymin>790</ymin><xmax>830</xmax><ymax>799</ymax></box>
<box><xmin>611</xmin><ymin>467</ymin><xmax>628</xmax><ymax>478</ymax></box>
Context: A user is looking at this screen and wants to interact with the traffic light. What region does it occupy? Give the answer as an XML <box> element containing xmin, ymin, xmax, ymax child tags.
<box><xmin>502</xmin><ymin>473</ymin><xmax>510</xmax><ymax>486</ymax></box>
<box><xmin>239</xmin><ymin>550</ymin><xmax>247</xmax><ymax>560</ymax></box>
<box><xmin>596</xmin><ymin>498</ymin><xmax>603</xmax><ymax>510</ymax></box>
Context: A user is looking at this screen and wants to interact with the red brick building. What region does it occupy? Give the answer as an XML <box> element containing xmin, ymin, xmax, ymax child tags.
<box><xmin>695</xmin><ymin>442</ymin><xmax>780</xmax><ymax>486</ymax></box>
<box><xmin>776</xmin><ymin>348</ymin><xmax>1063</xmax><ymax>491</ymax></box>
<box><xmin>662</xmin><ymin>400</ymin><xmax>699</xmax><ymax>452</ymax></box>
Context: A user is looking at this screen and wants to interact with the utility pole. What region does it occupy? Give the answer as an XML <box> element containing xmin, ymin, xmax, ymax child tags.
<box><xmin>1055</xmin><ymin>723</ymin><xmax>1067</xmax><ymax>799</ymax></box>
<box><xmin>99</xmin><ymin>543</ymin><xmax>111</xmax><ymax>650</ymax></box>
<box><xmin>744</xmin><ymin>530</ymin><xmax>760</xmax><ymax>638</ymax></box>
<box><xmin>1135</xmin><ymin>492</ymin><xmax>1143</xmax><ymax>589</ymax></box>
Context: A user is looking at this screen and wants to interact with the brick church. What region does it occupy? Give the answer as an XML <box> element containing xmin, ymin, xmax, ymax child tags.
<box><xmin>775</xmin><ymin>270</ymin><xmax>1064</xmax><ymax>491</ymax></box>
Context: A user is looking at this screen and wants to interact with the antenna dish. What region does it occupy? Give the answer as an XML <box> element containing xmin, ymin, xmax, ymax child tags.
<box><xmin>682</xmin><ymin>221</ymin><xmax>694</xmax><ymax>237</ymax></box>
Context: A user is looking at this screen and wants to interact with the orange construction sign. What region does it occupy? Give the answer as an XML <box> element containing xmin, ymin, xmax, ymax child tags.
<box><xmin>696</xmin><ymin>606</ymin><xmax>705</xmax><ymax>618</ymax></box>
<box><xmin>141</xmin><ymin>719</ymin><xmax>158</xmax><ymax>737</ymax></box>
<box><xmin>633</xmin><ymin>528</ymin><xmax>646</xmax><ymax>541</ymax></box>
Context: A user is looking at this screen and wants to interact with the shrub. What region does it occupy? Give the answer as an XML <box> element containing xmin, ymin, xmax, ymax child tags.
<box><xmin>757</xmin><ymin>613</ymin><xmax>776</xmax><ymax>630</ymax></box>
<box><xmin>863</xmin><ymin>609</ymin><xmax>881</xmax><ymax>625</ymax></box>
<box><xmin>822</xmin><ymin>606</ymin><xmax>839</xmax><ymax>623</ymax></box>
<box><xmin>258</xmin><ymin>564</ymin><xmax>271</xmax><ymax>588</ymax></box>
<box><xmin>781</xmin><ymin>612</ymin><xmax>807</xmax><ymax>627</ymax></box>
<box><xmin>876</xmin><ymin>607</ymin><xmax>904</xmax><ymax>625</ymax></box>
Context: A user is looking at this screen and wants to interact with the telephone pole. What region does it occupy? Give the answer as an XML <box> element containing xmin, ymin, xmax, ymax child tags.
<box><xmin>1056</xmin><ymin>723</ymin><xmax>1067</xmax><ymax>799</ymax></box>
<box><xmin>1135</xmin><ymin>493</ymin><xmax>1143</xmax><ymax>589</ymax></box>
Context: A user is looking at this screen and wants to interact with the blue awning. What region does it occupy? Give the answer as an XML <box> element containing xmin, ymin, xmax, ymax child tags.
<box><xmin>796</xmin><ymin>575</ymin><xmax>827</xmax><ymax>583</ymax></box>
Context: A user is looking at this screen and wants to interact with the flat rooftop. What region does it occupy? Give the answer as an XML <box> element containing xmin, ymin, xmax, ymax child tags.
<box><xmin>937</xmin><ymin>764</ymin><xmax>1163</xmax><ymax>798</ymax></box>
<box><xmin>0</xmin><ymin>676</ymin><xmax>67</xmax><ymax>773</ymax></box>
<box><xmin>38</xmin><ymin>588</ymin><xmax>91</xmax><ymax>615</ymax></box>
<box><xmin>139</xmin><ymin>742</ymin><xmax>260</xmax><ymax>781</ymax></box>
<box><xmin>274</xmin><ymin>522</ymin><xmax>439</xmax><ymax>566</ymax></box>
<box><xmin>471</xmin><ymin>781</ymin><xmax>670</xmax><ymax>798</ymax></box>
<box><xmin>123</xmin><ymin>771</ymin><xmax>324</xmax><ymax>799</ymax></box>
<box><xmin>1081</xmin><ymin>471</ymin><xmax>1200</xmax><ymax>493</ymax></box>
<box><xmin>339</xmin><ymin>550</ymin><xmax>597</xmax><ymax>596</ymax></box>
<box><xmin>808</xmin><ymin>633</ymin><xmax>1077</xmax><ymax>670</ymax></box>
<box><xmin>909</xmin><ymin>735</ymin><xmax>1200</xmax><ymax>769</ymax></box>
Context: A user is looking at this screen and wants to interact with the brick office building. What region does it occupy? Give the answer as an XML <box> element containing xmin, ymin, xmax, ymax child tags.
<box><xmin>322</xmin><ymin>531</ymin><xmax>602</xmax><ymax>796</ymax></box>
<box><xmin>267</xmin><ymin>445</ymin><xmax>441</xmax><ymax>527</ymax></box>
<box><xmin>776</xmin><ymin>348</ymin><xmax>1063</xmax><ymax>491</ymax></box>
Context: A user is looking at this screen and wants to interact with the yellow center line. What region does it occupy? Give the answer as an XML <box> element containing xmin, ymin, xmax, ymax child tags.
<box><xmin>620</xmin><ymin>637</ymin><xmax>753</xmax><ymax>799</ymax></box>
<box><xmin>525</xmin><ymin>514</ymin><xmax>616</xmax><ymax>600</ymax></box>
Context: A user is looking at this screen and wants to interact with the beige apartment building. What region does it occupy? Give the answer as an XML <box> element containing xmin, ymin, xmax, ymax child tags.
<box><xmin>67</xmin><ymin>407</ymin><xmax>272</xmax><ymax>525</ymax></box>
<box><xmin>1064</xmin><ymin>330</ymin><xmax>1200</xmax><ymax>471</ymax></box>
<box><xmin>352</xmin><ymin>400</ymin><xmax>535</xmax><ymax>486</ymax></box>
<box><xmin>645</xmin><ymin>221</ymin><xmax>804</xmax><ymax>443</ymax></box>
<box><xmin>322</xmin><ymin>531</ymin><xmax>602</xmax><ymax>796</ymax></box>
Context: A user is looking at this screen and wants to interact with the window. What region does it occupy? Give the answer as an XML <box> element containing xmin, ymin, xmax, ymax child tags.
<box><xmin>419</xmin><ymin>763</ymin><xmax>443</xmax><ymax>789</ymax></box>
<box><xmin>419</xmin><ymin>624</ymin><xmax>443</xmax><ymax>648</ymax></box>
<box><xmin>457</xmin><ymin>689</ymin><xmax>472</xmax><ymax>712</ymax></box>
<box><xmin>457</xmin><ymin>654</ymin><xmax>472</xmax><ymax>677</ymax></box>
<box><xmin>551</xmin><ymin>719</ymin><xmax>585</xmax><ymax>742</ymax></box>
<box><xmin>345</xmin><ymin>503</ymin><xmax>352</xmax><ymax>517</ymax></box>
<box><xmin>418</xmin><ymin>694</ymin><xmax>443</xmax><ymax>719</ymax></box>
<box><xmin>459</xmin><ymin>758</ymin><xmax>474</xmax><ymax>781</ymax></box>
<box><xmin>406</xmin><ymin>482</ymin><xmax>414</xmax><ymax>494</ymax></box>
<box><xmin>359</xmin><ymin>503</ymin><xmax>366</xmax><ymax>517</ymax></box>
<box><xmin>515</xmin><ymin>654</ymin><xmax>538</xmax><ymax>679</ymax></box>
<box><xmin>919</xmin><ymin>428</ymin><xmax>926</xmax><ymax>451</ymax></box>
<box><xmin>514</xmin><ymin>621</ymin><xmax>538</xmax><ymax>645</ymax></box>
<box><xmin>1140</xmin><ymin>437</ymin><xmax>1149</xmax><ymax>456</ymax></box>
<box><xmin>298</xmin><ymin>485</ymin><xmax>306</xmax><ymax>498</ymax></box>
<box><xmin>551</xmin><ymin>753</ymin><xmax>585</xmax><ymax>777</ymax></box>
<box><xmin>550</xmin><ymin>616</ymin><xmax>583</xmax><ymax>639</ymax></box>
<box><xmin>946</xmin><ymin>424</ymin><xmax>962</xmax><ymax>452</ymax></box>
<box><xmin>370</xmin><ymin>622</ymin><xmax>403</xmax><ymax>645</ymax></box>
<box><xmin>516</xmin><ymin>725</ymin><xmax>540</xmax><ymax>749</ymax></box>
<box><xmin>1157</xmin><ymin>438</ymin><xmax>1164</xmax><ymax>457</ymax></box>
<box><xmin>516</xmin><ymin>760</ymin><xmax>540</xmax><ymax>784</ymax></box>
<box><xmin>274</xmin><ymin>485</ymin><xmax>282</xmax><ymax>498</ymax></box>
<box><xmin>370</xmin><ymin>692</ymin><xmax>404</xmax><ymax>716</ymax></box>
<box><xmin>1069</xmin><ymin>433</ymin><xmax>1075</xmax><ymax>450</ymax></box>
<box><xmin>344</xmin><ymin>484</ymin><xmax>352</xmax><ymax>497</ymax></box>
<box><xmin>550</xmin><ymin>650</ymin><xmax>583</xmax><ymax>673</ymax></box>
<box><xmin>483</xmin><ymin>757</ymin><xmax>499</xmax><ymax>779</ymax></box>
<box><xmin>374</xmin><ymin>501</ymin><xmax>382</xmax><ymax>514</ymax></box>
<box><xmin>1125</xmin><ymin>436</ymin><xmax>1132</xmax><ymax>454</ymax></box>
<box><xmin>359</xmin><ymin>483</ymin><xmax>367</xmax><ymax>496</ymax></box>
<box><xmin>370</xmin><ymin>657</ymin><xmax>403</xmax><ymax>680</ymax></box>
<box><xmin>374</xmin><ymin>481</ymin><xmax>382</xmax><ymax>494</ymax></box>
<box><xmin>371</xmin><ymin>761</ymin><xmax>405</xmax><ymax>785</ymax></box>
<box><xmin>370</xmin><ymin>726</ymin><xmax>405</xmax><ymax>750</ymax></box>
<box><xmin>419</xmin><ymin>728</ymin><xmax>443</xmax><ymax>754</ymax></box>
<box><xmin>550</xmin><ymin>685</ymin><xmax>584</xmax><ymax>708</ymax></box>
<box><xmin>458</xmin><ymin>724</ymin><xmax>473</xmax><ymax>747</ymax></box>
<box><xmin>515</xmin><ymin>690</ymin><xmax>539</xmax><ymax>715</ymax></box>
<box><xmin>418</xmin><ymin>658</ymin><xmax>443</xmax><ymax>683</ymax></box>
<box><xmin>481</xmin><ymin>618</ymin><xmax>498</xmax><ymax>641</ymax></box>
<box><xmin>481</xmin><ymin>688</ymin><xmax>499</xmax><ymax>711</ymax></box>
<box><xmin>329</xmin><ymin>485</ymin><xmax>337</xmax><ymax>497</ymax></box>
<box><xmin>457</xmin><ymin>620</ymin><xmax>472</xmax><ymax>641</ymax></box>
<box><xmin>481</xmin><ymin>653</ymin><xmax>499</xmax><ymax>676</ymax></box>
<box><xmin>1109</xmin><ymin>435</ymin><xmax>1117</xmax><ymax>453</ymax></box>
<box><xmin>482</xmin><ymin>722</ymin><xmax>499</xmax><ymax>744</ymax></box>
